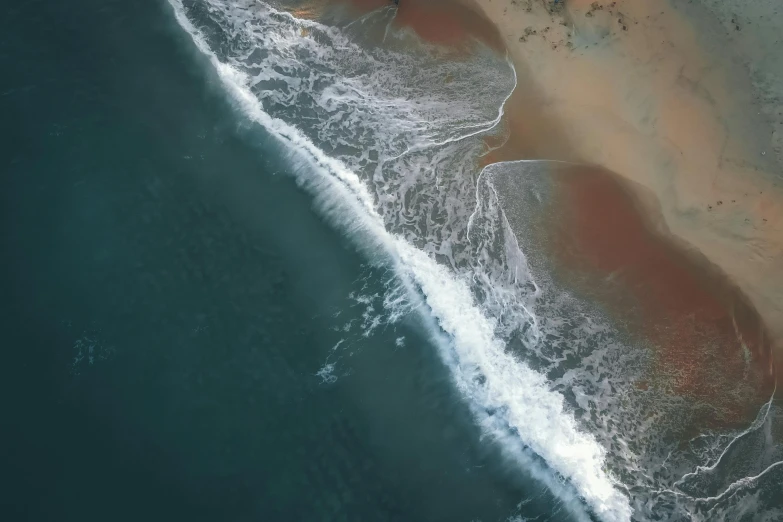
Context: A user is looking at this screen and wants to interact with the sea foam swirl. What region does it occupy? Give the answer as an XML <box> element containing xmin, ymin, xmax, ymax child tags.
<box><xmin>166</xmin><ymin>0</ymin><xmax>632</xmax><ymax>519</ymax></box>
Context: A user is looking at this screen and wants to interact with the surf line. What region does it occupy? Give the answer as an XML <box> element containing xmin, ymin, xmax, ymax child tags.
<box><xmin>165</xmin><ymin>2</ymin><xmax>632</xmax><ymax>520</ymax></box>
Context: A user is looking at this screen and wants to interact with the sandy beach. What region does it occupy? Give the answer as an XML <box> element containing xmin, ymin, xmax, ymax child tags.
<box><xmin>464</xmin><ymin>0</ymin><xmax>783</xmax><ymax>361</ymax></box>
<box><xmin>312</xmin><ymin>0</ymin><xmax>779</xmax><ymax>432</ymax></box>
<box><xmin>497</xmin><ymin>162</ymin><xmax>776</xmax><ymax>424</ymax></box>
<box><xmin>327</xmin><ymin>0</ymin><xmax>783</xmax><ymax>421</ymax></box>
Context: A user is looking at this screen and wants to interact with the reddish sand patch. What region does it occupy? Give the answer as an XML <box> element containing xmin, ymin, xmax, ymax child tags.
<box><xmin>395</xmin><ymin>0</ymin><xmax>503</xmax><ymax>50</ymax></box>
<box><xmin>547</xmin><ymin>166</ymin><xmax>775</xmax><ymax>426</ymax></box>
<box><xmin>343</xmin><ymin>0</ymin><xmax>389</xmax><ymax>11</ymax></box>
<box><xmin>479</xmin><ymin>78</ymin><xmax>777</xmax><ymax>427</ymax></box>
<box><xmin>340</xmin><ymin>0</ymin><xmax>504</xmax><ymax>50</ymax></box>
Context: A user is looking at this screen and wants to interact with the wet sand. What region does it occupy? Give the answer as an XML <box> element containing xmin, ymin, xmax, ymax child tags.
<box><xmin>332</xmin><ymin>0</ymin><xmax>504</xmax><ymax>50</ymax></box>
<box><xmin>546</xmin><ymin>166</ymin><xmax>775</xmax><ymax>424</ymax></box>
<box><xmin>292</xmin><ymin>0</ymin><xmax>780</xmax><ymax>421</ymax></box>
<box><xmin>463</xmin><ymin>0</ymin><xmax>783</xmax><ymax>364</ymax></box>
<box><xmin>384</xmin><ymin>0</ymin><xmax>781</xmax><ymax>419</ymax></box>
<box><xmin>391</xmin><ymin>0</ymin><xmax>503</xmax><ymax>50</ymax></box>
<box><xmin>463</xmin><ymin>0</ymin><xmax>783</xmax><ymax>395</ymax></box>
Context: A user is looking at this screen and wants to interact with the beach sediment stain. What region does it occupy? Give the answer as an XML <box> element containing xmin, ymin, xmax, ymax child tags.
<box><xmin>471</xmin><ymin>0</ymin><xmax>783</xmax><ymax>361</ymax></box>
<box><xmin>334</xmin><ymin>0</ymin><xmax>504</xmax><ymax>51</ymax></box>
<box><xmin>294</xmin><ymin>0</ymin><xmax>779</xmax><ymax>429</ymax></box>
<box><xmin>393</xmin><ymin>0</ymin><xmax>504</xmax><ymax>50</ymax></box>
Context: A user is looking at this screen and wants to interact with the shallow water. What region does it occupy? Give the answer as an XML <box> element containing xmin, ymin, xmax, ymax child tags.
<box><xmin>2</xmin><ymin>0</ymin><xmax>781</xmax><ymax>521</ymax></box>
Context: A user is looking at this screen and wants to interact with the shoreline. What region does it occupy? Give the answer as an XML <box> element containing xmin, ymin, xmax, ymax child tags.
<box><xmin>372</xmin><ymin>0</ymin><xmax>780</xmax><ymax>417</ymax></box>
<box><xmin>297</xmin><ymin>0</ymin><xmax>780</xmax><ymax>412</ymax></box>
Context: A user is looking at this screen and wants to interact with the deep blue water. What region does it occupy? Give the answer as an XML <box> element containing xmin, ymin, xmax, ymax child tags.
<box><xmin>0</xmin><ymin>1</ymin><xmax>566</xmax><ymax>521</ymax></box>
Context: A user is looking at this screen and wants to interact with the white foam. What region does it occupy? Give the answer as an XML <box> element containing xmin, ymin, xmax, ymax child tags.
<box><xmin>166</xmin><ymin>2</ymin><xmax>632</xmax><ymax>520</ymax></box>
<box><xmin>396</xmin><ymin>242</ymin><xmax>631</xmax><ymax>522</ymax></box>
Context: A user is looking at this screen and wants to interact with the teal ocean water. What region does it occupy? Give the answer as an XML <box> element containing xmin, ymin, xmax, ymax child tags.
<box><xmin>0</xmin><ymin>1</ymin><xmax>565</xmax><ymax>520</ymax></box>
<box><xmin>2</xmin><ymin>1</ymin><xmax>782</xmax><ymax>521</ymax></box>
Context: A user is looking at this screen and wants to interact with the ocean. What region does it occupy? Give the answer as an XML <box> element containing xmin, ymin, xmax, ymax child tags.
<box><xmin>1</xmin><ymin>0</ymin><xmax>781</xmax><ymax>521</ymax></box>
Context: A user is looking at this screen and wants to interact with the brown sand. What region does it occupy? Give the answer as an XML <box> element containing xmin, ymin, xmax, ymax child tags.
<box><xmin>428</xmin><ymin>0</ymin><xmax>781</xmax><ymax>420</ymax></box>
<box><xmin>334</xmin><ymin>0</ymin><xmax>504</xmax><ymax>50</ymax></box>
